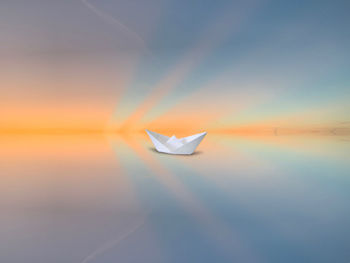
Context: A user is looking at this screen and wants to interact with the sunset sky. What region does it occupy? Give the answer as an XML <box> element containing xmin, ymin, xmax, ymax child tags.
<box><xmin>1</xmin><ymin>0</ymin><xmax>349</xmax><ymax>134</ymax></box>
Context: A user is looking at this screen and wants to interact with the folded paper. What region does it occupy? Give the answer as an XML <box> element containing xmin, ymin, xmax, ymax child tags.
<box><xmin>146</xmin><ymin>130</ymin><xmax>207</xmax><ymax>155</ymax></box>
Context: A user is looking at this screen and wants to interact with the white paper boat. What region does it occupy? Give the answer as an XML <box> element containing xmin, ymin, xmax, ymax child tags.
<box><xmin>146</xmin><ymin>130</ymin><xmax>207</xmax><ymax>155</ymax></box>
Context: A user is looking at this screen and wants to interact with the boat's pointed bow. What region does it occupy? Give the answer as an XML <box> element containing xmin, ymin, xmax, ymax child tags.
<box><xmin>145</xmin><ymin>130</ymin><xmax>170</xmax><ymax>153</ymax></box>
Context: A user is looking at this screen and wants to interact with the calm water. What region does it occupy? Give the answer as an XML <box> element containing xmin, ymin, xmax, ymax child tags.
<box><xmin>0</xmin><ymin>133</ymin><xmax>349</xmax><ymax>263</ymax></box>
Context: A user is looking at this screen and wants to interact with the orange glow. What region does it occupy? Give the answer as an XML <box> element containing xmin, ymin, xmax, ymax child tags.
<box><xmin>0</xmin><ymin>134</ymin><xmax>114</xmax><ymax>162</ymax></box>
<box><xmin>0</xmin><ymin>100</ymin><xmax>112</xmax><ymax>133</ymax></box>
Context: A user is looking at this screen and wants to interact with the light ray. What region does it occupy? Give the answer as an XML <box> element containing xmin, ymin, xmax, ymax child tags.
<box><xmin>113</xmin><ymin>0</ymin><xmax>261</xmax><ymax>131</ymax></box>
<box><xmin>118</xmin><ymin>135</ymin><xmax>257</xmax><ymax>260</ymax></box>
<box><xmin>81</xmin><ymin>0</ymin><xmax>150</xmax><ymax>54</ymax></box>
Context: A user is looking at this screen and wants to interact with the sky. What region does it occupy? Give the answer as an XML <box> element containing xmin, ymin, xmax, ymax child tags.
<box><xmin>1</xmin><ymin>0</ymin><xmax>349</xmax><ymax>134</ymax></box>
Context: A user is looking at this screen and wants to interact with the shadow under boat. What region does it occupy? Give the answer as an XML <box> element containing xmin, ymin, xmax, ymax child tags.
<box><xmin>148</xmin><ymin>147</ymin><xmax>203</xmax><ymax>157</ymax></box>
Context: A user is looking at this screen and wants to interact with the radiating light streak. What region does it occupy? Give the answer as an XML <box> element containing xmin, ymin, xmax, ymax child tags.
<box><xmin>81</xmin><ymin>0</ymin><xmax>150</xmax><ymax>55</ymax></box>
<box><xmin>80</xmin><ymin>211</ymin><xmax>150</xmax><ymax>263</ymax></box>
<box><xmin>118</xmin><ymin>135</ymin><xmax>257</xmax><ymax>261</ymax></box>
<box><xmin>113</xmin><ymin>0</ymin><xmax>261</xmax><ymax>131</ymax></box>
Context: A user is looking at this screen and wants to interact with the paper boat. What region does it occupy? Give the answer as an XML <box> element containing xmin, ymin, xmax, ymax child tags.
<box><xmin>146</xmin><ymin>130</ymin><xmax>207</xmax><ymax>155</ymax></box>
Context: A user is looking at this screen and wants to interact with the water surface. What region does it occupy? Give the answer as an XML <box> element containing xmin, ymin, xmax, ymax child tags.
<box><xmin>0</xmin><ymin>134</ymin><xmax>349</xmax><ymax>263</ymax></box>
